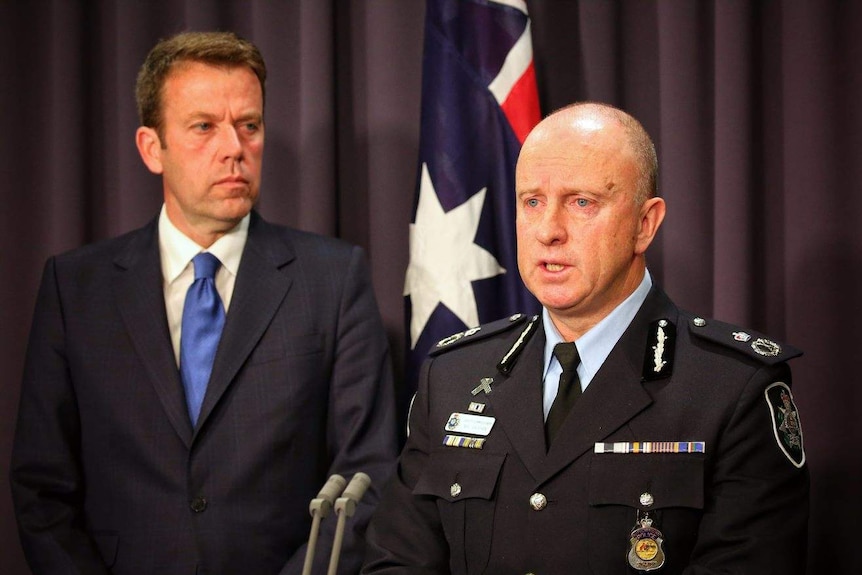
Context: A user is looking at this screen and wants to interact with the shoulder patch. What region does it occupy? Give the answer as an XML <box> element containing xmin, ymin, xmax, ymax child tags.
<box><xmin>764</xmin><ymin>382</ymin><xmax>805</xmax><ymax>468</ymax></box>
<box><xmin>429</xmin><ymin>314</ymin><xmax>530</xmax><ymax>356</ymax></box>
<box><xmin>686</xmin><ymin>316</ymin><xmax>802</xmax><ymax>365</ymax></box>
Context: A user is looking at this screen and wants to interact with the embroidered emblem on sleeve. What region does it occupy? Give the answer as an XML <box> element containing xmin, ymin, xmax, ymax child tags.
<box><xmin>764</xmin><ymin>382</ymin><xmax>805</xmax><ymax>468</ymax></box>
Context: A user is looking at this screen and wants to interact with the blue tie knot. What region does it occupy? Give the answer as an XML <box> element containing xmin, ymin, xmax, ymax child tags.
<box><xmin>193</xmin><ymin>252</ymin><xmax>221</xmax><ymax>280</ymax></box>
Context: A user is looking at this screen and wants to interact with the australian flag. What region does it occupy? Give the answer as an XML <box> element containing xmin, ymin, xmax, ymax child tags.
<box><xmin>403</xmin><ymin>0</ymin><xmax>542</xmax><ymax>395</ymax></box>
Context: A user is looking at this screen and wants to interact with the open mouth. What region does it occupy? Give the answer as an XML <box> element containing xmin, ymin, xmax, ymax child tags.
<box><xmin>545</xmin><ymin>263</ymin><xmax>565</xmax><ymax>272</ymax></box>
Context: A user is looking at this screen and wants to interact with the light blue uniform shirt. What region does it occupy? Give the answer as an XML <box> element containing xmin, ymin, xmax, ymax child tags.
<box><xmin>541</xmin><ymin>270</ymin><xmax>653</xmax><ymax>420</ymax></box>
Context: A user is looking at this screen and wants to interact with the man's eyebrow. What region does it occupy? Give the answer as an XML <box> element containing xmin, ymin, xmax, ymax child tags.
<box><xmin>236</xmin><ymin>113</ymin><xmax>264</xmax><ymax>123</ymax></box>
<box><xmin>181</xmin><ymin>111</ymin><xmax>263</xmax><ymax>123</ymax></box>
<box><xmin>183</xmin><ymin>111</ymin><xmax>219</xmax><ymax>122</ymax></box>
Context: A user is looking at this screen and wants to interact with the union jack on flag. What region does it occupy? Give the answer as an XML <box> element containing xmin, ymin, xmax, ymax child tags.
<box><xmin>404</xmin><ymin>0</ymin><xmax>542</xmax><ymax>391</ymax></box>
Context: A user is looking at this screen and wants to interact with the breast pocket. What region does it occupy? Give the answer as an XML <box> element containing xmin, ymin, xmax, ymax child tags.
<box><xmin>413</xmin><ymin>449</ymin><xmax>505</xmax><ymax>575</ymax></box>
<box><xmin>588</xmin><ymin>455</ymin><xmax>704</xmax><ymax>573</ymax></box>
<box><xmin>247</xmin><ymin>333</ymin><xmax>324</xmax><ymax>366</ymax></box>
<box><xmin>238</xmin><ymin>333</ymin><xmax>326</xmax><ymax>417</ymax></box>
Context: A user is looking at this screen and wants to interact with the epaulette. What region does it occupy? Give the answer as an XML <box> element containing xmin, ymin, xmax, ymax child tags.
<box><xmin>686</xmin><ymin>315</ymin><xmax>802</xmax><ymax>365</ymax></box>
<box><xmin>429</xmin><ymin>313</ymin><xmax>531</xmax><ymax>357</ymax></box>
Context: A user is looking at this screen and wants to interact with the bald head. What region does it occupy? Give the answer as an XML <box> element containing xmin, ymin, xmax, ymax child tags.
<box><xmin>524</xmin><ymin>102</ymin><xmax>658</xmax><ymax>205</ymax></box>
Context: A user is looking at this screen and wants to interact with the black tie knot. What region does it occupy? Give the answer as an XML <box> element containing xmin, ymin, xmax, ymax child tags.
<box><xmin>553</xmin><ymin>342</ymin><xmax>580</xmax><ymax>373</ymax></box>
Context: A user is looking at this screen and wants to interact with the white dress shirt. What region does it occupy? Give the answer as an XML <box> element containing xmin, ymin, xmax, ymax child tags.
<box><xmin>158</xmin><ymin>205</ymin><xmax>249</xmax><ymax>366</ymax></box>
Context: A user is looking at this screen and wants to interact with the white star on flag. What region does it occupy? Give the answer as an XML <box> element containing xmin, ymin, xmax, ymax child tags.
<box><xmin>404</xmin><ymin>163</ymin><xmax>506</xmax><ymax>349</ymax></box>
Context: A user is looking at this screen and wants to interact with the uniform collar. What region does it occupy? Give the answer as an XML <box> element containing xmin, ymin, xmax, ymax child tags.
<box><xmin>542</xmin><ymin>270</ymin><xmax>653</xmax><ymax>387</ymax></box>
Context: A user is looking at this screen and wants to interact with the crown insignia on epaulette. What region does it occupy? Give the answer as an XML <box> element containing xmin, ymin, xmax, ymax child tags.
<box><xmin>751</xmin><ymin>337</ymin><xmax>781</xmax><ymax>357</ymax></box>
<box><xmin>687</xmin><ymin>316</ymin><xmax>800</xmax><ymax>364</ymax></box>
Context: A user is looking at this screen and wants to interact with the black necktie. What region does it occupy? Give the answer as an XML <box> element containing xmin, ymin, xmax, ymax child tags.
<box><xmin>545</xmin><ymin>342</ymin><xmax>581</xmax><ymax>446</ymax></box>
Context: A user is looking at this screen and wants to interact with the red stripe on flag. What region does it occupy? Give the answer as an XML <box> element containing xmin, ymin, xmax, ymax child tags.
<box><xmin>500</xmin><ymin>60</ymin><xmax>541</xmax><ymax>144</ymax></box>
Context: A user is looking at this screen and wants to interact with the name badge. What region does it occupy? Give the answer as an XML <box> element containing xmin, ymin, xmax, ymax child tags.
<box><xmin>444</xmin><ymin>412</ymin><xmax>495</xmax><ymax>436</ymax></box>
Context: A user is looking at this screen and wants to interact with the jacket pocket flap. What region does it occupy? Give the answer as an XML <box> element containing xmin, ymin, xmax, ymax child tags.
<box><xmin>589</xmin><ymin>454</ymin><xmax>704</xmax><ymax>510</ymax></box>
<box><xmin>413</xmin><ymin>449</ymin><xmax>505</xmax><ymax>502</ymax></box>
<box><xmin>249</xmin><ymin>333</ymin><xmax>324</xmax><ymax>365</ymax></box>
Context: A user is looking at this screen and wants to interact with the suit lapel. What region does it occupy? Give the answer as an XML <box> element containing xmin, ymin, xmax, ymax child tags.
<box><xmin>114</xmin><ymin>219</ymin><xmax>194</xmax><ymax>447</ymax></box>
<box><xmin>195</xmin><ymin>213</ymin><xmax>295</xmax><ymax>431</ymax></box>
<box><xmin>487</xmin><ymin>328</ymin><xmax>547</xmax><ymax>481</ymax></box>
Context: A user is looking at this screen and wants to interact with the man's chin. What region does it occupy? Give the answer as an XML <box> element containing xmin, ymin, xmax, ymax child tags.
<box><xmin>539</xmin><ymin>291</ymin><xmax>590</xmax><ymax>318</ymax></box>
<box><xmin>215</xmin><ymin>197</ymin><xmax>256</xmax><ymax>219</ymax></box>
<box><xmin>527</xmin><ymin>283</ymin><xmax>575</xmax><ymax>308</ymax></box>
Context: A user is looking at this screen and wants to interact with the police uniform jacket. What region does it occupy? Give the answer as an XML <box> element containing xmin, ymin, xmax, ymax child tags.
<box><xmin>363</xmin><ymin>285</ymin><xmax>808</xmax><ymax>575</ymax></box>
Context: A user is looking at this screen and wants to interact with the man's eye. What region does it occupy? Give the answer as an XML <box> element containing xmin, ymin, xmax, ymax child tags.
<box><xmin>240</xmin><ymin>121</ymin><xmax>262</xmax><ymax>133</ymax></box>
<box><xmin>526</xmin><ymin>198</ymin><xmax>539</xmax><ymax>207</ymax></box>
<box><xmin>195</xmin><ymin>122</ymin><xmax>212</xmax><ymax>131</ymax></box>
<box><xmin>576</xmin><ymin>198</ymin><xmax>590</xmax><ymax>207</ymax></box>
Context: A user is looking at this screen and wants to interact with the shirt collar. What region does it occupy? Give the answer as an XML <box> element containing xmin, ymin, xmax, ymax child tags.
<box><xmin>158</xmin><ymin>204</ymin><xmax>250</xmax><ymax>283</ymax></box>
<box><xmin>542</xmin><ymin>270</ymin><xmax>653</xmax><ymax>385</ymax></box>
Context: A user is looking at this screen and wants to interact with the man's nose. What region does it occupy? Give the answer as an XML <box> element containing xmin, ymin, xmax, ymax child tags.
<box><xmin>535</xmin><ymin>204</ymin><xmax>567</xmax><ymax>244</ymax></box>
<box><xmin>220</xmin><ymin>126</ymin><xmax>243</xmax><ymax>160</ymax></box>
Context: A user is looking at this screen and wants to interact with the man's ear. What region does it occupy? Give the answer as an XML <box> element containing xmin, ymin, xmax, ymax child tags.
<box><xmin>135</xmin><ymin>126</ymin><xmax>164</xmax><ymax>175</ymax></box>
<box><xmin>635</xmin><ymin>196</ymin><xmax>666</xmax><ymax>255</ymax></box>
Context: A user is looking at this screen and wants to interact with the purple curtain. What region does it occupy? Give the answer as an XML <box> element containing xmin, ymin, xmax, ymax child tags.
<box><xmin>1</xmin><ymin>1</ymin><xmax>858</xmax><ymax>573</ymax></box>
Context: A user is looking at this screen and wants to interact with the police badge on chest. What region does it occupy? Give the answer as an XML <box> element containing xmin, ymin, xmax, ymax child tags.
<box><xmin>628</xmin><ymin>511</ymin><xmax>666</xmax><ymax>572</ymax></box>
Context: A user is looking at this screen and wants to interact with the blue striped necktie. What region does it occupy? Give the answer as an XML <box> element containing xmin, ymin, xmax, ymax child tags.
<box><xmin>180</xmin><ymin>252</ymin><xmax>225</xmax><ymax>427</ymax></box>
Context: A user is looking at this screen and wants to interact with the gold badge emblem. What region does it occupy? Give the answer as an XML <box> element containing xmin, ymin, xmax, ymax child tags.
<box><xmin>628</xmin><ymin>514</ymin><xmax>666</xmax><ymax>572</ymax></box>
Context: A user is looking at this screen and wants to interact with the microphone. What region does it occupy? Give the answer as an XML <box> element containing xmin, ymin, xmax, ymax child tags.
<box><xmin>313</xmin><ymin>474</ymin><xmax>348</xmax><ymax>516</ymax></box>
<box><xmin>335</xmin><ymin>472</ymin><xmax>371</xmax><ymax>517</ymax></box>
<box><xmin>302</xmin><ymin>474</ymin><xmax>346</xmax><ymax>575</ymax></box>
<box><xmin>327</xmin><ymin>472</ymin><xmax>371</xmax><ymax>575</ymax></box>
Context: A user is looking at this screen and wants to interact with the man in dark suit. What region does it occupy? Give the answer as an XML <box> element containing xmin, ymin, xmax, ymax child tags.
<box><xmin>362</xmin><ymin>102</ymin><xmax>809</xmax><ymax>574</ymax></box>
<box><xmin>11</xmin><ymin>31</ymin><xmax>397</xmax><ymax>575</ymax></box>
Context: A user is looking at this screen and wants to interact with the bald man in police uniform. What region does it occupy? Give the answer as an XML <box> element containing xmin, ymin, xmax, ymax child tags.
<box><xmin>362</xmin><ymin>102</ymin><xmax>808</xmax><ymax>574</ymax></box>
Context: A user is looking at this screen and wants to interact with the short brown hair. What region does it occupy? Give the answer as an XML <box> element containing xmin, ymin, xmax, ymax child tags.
<box><xmin>135</xmin><ymin>30</ymin><xmax>267</xmax><ymax>137</ymax></box>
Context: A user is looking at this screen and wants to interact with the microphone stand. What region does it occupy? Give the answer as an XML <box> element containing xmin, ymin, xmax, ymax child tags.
<box><xmin>301</xmin><ymin>474</ymin><xmax>346</xmax><ymax>575</ymax></box>
<box><xmin>326</xmin><ymin>472</ymin><xmax>371</xmax><ymax>575</ymax></box>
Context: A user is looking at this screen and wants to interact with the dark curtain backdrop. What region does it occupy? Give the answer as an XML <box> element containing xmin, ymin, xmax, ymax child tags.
<box><xmin>1</xmin><ymin>1</ymin><xmax>858</xmax><ymax>573</ymax></box>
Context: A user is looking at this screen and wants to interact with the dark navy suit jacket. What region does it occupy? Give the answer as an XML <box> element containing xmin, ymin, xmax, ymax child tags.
<box><xmin>12</xmin><ymin>210</ymin><xmax>398</xmax><ymax>575</ymax></box>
